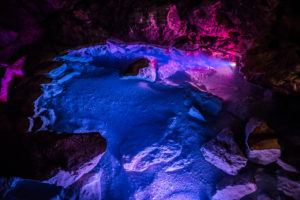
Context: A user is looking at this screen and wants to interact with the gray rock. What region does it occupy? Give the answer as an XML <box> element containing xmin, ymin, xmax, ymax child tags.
<box><xmin>245</xmin><ymin>118</ymin><xmax>281</xmax><ymax>165</ymax></box>
<box><xmin>201</xmin><ymin>128</ymin><xmax>247</xmax><ymax>175</ymax></box>
<box><xmin>45</xmin><ymin>154</ymin><xmax>103</xmax><ymax>188</ymax></box>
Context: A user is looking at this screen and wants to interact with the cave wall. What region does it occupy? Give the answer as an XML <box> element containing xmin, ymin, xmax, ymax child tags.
<box><xmin>1</xmin><ymin>0</ymin><xmax>299</xmax><ymax>94</ymax></box>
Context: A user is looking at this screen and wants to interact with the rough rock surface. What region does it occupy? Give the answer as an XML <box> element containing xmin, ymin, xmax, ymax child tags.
<box><xmin>212</xmin><ymin>170</ymin><xmax>257</xmax><ymax>200</ymax></box>
<box><xmin>242</xmin><ymin>0</ymin><xmax>300</xmax><ymax>94</ymax></box>
<box><xmin>245</xmin><ymin>168</ymin><xmax>283</xmax><ymax>200</ymax></box>
<box><xmin>245</xmin><ymin>118</ymin><xmax>281</xmax><ymax>165</ymax></box>
<box><xmin>0</xmin><ymin>1</ymin><xmax>282</xmax><ymax>70</ymax></box>
<box><xmin>45</xmin><ymin>154</ymin><xmax>103</xmax><ymax>188</ymax></box>
<box><xmin>123</xmin><ymin>140</ymin><xmax>182</xmax><ymax>172</ymax></box>
<box><xmin>277</xmin><ymin>174</ymin><xmax>300</xmax><ymax>199</ymax></box>
<box><xmin>201</xmin><ymin>128</ymin><xmax>247</xmax><ymax>175</ymax></box>
<box><xmin>0</xmin><ymin>0</ymin><xmax>299</xmax><ymax>95</ymax></box>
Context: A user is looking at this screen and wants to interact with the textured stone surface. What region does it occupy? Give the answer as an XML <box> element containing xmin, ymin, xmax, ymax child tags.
<box><xmin>242</xmin><ymin>0</ymin><xmax>300</xmax><ymax>94</ymax></box>
<box><xmin>277</xmin><ymin>174</ymin><xmax>300</xmax><ymax>199</ymax></box>
<box><xmin>45</xmin><ymin>154</ymin><xmax>103</xmax><ymax>188</ymax></box>
<box><xmin>201</xmin><ymin>128</ymin><xmax>247</xmax><ymax>175</ymax></box>
<box><xmin>0</xmin><ymin>0</ymin><xmax>279</xmax><ymax>62</ymax></box>
<box><xmin>123</xmin><ymin>140</ymin><xmax>182</xmax><ymax>172</ymax></box>
<box><xmin>212</xmin><ymin>170</ymin><xmax>257</xmax><ymax>200</ymax></box>
<box><xmin>245</xmin><ymin>118</ymin><xmax>281</xmax><ymax>165</ymax></box>
<box><xmin>0</xmin><ymin>0</ymin><xmax>298</xmax><ymax>101</ymax></box>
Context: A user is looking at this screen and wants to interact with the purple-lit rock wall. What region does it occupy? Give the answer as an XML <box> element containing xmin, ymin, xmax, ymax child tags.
<box><xmin>0</xmin><ymin>0</ymin><xmax>299</xmax><ymax>95</ymax></box>
<box><xmin>0</xmin><ymin>0</ymin><xmax>299</xmax><ymax>97</ymax></box>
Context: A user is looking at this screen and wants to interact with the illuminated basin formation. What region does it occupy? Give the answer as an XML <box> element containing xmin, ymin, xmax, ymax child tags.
<box><xmin>31</xmin><ymin>41</ymin><xmax>234</xmax><ymax>199</ymax></box>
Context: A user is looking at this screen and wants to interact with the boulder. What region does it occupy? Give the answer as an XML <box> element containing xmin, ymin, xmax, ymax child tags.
<box><xmin>245</xmin><ymin>118</ymin><xmax>281</xmax><ymax>165</ymax></box>
<box><xmin>201</xmin><ymin>128</ymin><xmax>247</xmax><ymax>175</ymax></box>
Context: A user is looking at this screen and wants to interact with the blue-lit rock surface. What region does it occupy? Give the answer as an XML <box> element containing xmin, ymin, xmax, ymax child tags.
<box><xmin>35</xmin><ymin>42</ymin><xmax>226</xmax><ymax>199</ymax></box>
<box><xmin>2</xmin><ymin>42</ymin><xmax>269</xmax><ymax>199</ymax></box>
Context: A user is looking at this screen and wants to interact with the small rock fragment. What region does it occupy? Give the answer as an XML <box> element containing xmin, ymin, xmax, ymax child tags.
<box><xmin>188</xmin><ymin>106</ymin><xmax>206</xmax><ymax>122</ymax></box>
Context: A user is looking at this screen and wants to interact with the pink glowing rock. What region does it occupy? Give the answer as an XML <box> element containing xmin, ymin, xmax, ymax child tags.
<box><xmin>0</xmin><ymin>56</ymin><xmax>25</xmax><ymax>102</ymax></box>
<box><xmin>144</xmin><ymin>13</ymin><xmax>160</xmax><ymax>41</ymax></box>
<box><xmin>167</xmin><ymin>5</ymin><xmax>186</xmax><ymax>36</ymax></box>
<box><xmin>137</xmin><ymin>57</ymin><xmax>157</xmax><ymax>82</ymax></box>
